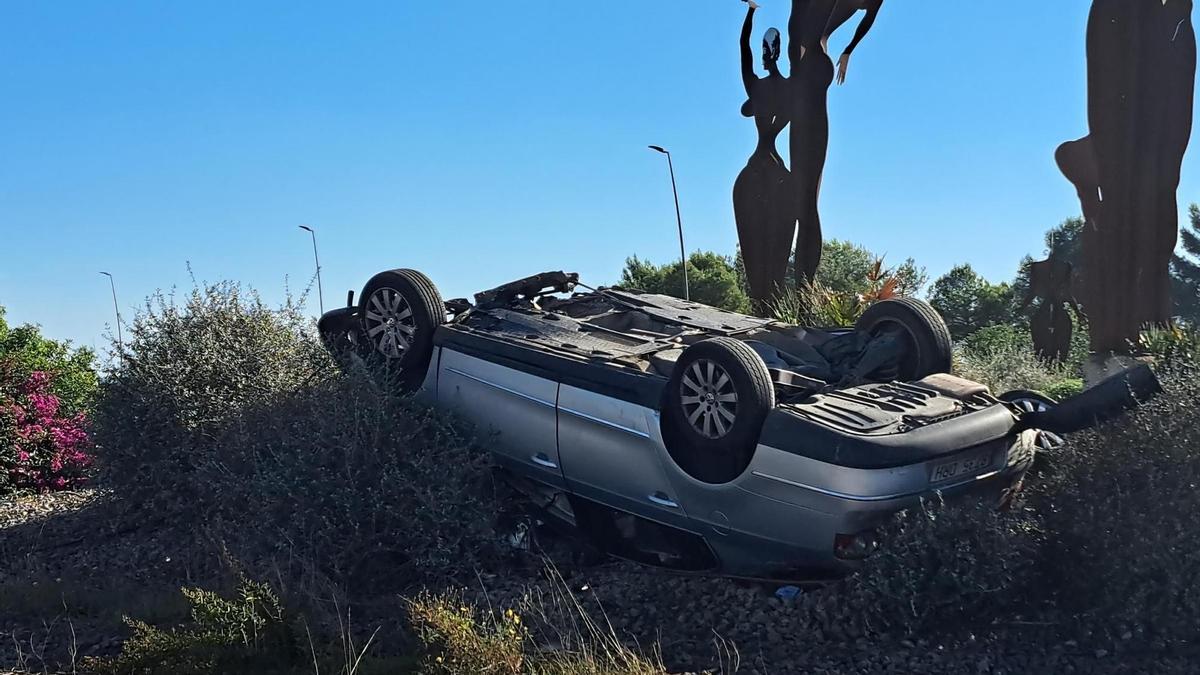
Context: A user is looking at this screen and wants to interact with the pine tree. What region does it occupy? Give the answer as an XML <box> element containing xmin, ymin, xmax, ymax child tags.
<box><xmin>1171</xmin><ymin>204</ymin><xmax>1200</xmax><ymax>323</ymax></box>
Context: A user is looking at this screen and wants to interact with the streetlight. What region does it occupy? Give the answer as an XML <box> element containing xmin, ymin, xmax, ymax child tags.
<box><xmin>298</xmin><ymin>225</ymin><xmax>324</xmax><ymax>314</ymax></box>
<box><xmin>99</xmin><ymin>272</ymin><xmax>123</xmax><ymax>353</ymax></box>
<box><xmin>648</xmin><ymin>145</ymin><xmax>690</xmax><ymax>301</ymax></box>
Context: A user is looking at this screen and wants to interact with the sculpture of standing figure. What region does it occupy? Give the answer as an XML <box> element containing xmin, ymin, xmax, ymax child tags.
<box><xmin>788</xmin><ymin>0</ymin><xmax>884</xmax><ymax>283</ymax></box>
<box><xmin>734</xmin><ymin>1</ymin><xmax>796</xmax><ymax>309</ymax></box>
<box><xmin>1022</xmin><ymin>258</ymin><xmax>1085</xmax><ymax>364</ymax></box>
<box><xmin>1057</xmin><ymin>0</ymin><xmax>1196</xmax><ymax>357</ymax></box>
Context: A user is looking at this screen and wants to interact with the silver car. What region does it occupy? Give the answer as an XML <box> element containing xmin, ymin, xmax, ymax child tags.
<box><xmin>318</xmin><ymin>269</ymin><xmax>1062</xmax><ymax>579</ymax></box>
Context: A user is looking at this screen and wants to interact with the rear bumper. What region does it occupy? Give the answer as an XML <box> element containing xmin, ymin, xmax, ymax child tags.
<box><xmin>707</xmin><ymin>430</ymin><xmax>1038</xmax><ymax>578</ymax></box>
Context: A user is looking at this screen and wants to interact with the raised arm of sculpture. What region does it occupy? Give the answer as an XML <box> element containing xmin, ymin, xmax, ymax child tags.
<box><xmin>837</xmin><ymin>0</ymin><xmax>884</xmax><ymax>84</ymax></box>
<box><xmin>741</xmin><ymin>1</ymin><xmax>760</xmax><ymax>104</ymax></box>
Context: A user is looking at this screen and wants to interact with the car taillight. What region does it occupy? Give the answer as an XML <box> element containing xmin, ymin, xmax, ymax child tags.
<box><xmin>834</xmin><ymin>531</ymin><xmax>879</xmax><ymax>561</ymax></box>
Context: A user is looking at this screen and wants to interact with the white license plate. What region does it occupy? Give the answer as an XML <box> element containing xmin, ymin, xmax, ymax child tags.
<box><xmin>929</xmin><ymin>451</ymin><xmax>994</xmax><ymax>485</ymax></box>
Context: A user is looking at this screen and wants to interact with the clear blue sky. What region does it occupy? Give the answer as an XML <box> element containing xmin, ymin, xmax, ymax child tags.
<box><xmin>2</xmin><ymin>1</ymin><xmax>1198</xmax><ymax>354</ymax></box>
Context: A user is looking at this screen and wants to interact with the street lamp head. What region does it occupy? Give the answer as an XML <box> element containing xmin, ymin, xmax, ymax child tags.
<box><xmin>100</xmin><ymin>271</ymin><xmax>112</xmax><ymax>278</ymax></box>
<box><xmin>648</xmin><ymin>145</ymin><xmax>668</xmax><ymax>155</ymax></box>
<box><xmin>299</xmin><ymin>225</ymin><xmax>314</xmax><ymax>233</ymax></box>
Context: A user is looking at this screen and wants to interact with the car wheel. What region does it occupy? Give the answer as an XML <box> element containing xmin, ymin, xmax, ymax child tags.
<box><xmin>999</xmin><ymin>389</ymin><xmax>1059</xmax><ymax>414</ymax></box>
<box><xmin>359</xmin><ymin>269</ymin><xmax>445</xmax><ymax>391</ymax></box>
<box><xmin>855</xmin><ymin>297</ymin><xmax>952</xmax><ymax>380</ymax></box>
<box><xmin>661</xmin><ymin>337</ymin><xmax>775</xmax><ymax>485</ymax></box>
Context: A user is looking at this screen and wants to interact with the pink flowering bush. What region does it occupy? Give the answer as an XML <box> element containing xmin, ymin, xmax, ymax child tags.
<box><xmin>0</xmin><ymin>365</ymin><xmax>94</xmax><ymax>493</ymax></box>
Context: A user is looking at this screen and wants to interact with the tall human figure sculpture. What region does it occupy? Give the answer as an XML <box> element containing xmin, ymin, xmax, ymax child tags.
<box><xmin>788</xmin><ymin>0</ymin><xmax>884</xmax><ymax>284</ymax></box>
<box><xmin>734</xmin><ymin>1</ymin><xmax>795</xmax><ymax>309</ymax></box>
<box><xmin>1057</xmin><ymin>0</ymin><xmax>1196</xmax><ymax>359</ymax></box>
<box><xmin>1022</xmin><ymin>258</ymin><xmax>1084</xmax><ymax>363</ymax></box>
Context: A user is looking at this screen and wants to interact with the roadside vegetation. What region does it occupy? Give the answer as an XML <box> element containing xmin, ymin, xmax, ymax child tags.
<box><xmin>3</xmin><ymin>212</ymin><xmax>1200</xmax><ymax>672</ymax></box>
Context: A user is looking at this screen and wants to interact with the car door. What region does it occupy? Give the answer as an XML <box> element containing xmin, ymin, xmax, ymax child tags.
<box><xmin>556</xmin><ymin>384</ymin><xmax>690</xmax><ymax>529</ymax></box>
<box><xmin>437</xmin><ymin>348</ymin><xmax>565</xmax><ymax>488</ymax></box>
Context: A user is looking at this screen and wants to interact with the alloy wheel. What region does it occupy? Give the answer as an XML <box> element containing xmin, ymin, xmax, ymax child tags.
<box><xmin>680</xmin><ymin>359</ymin><xmax>739</xmax><ymax>439</ymax></box>
<box><xmin>363</xmin><ymin>287</ymin><xmax>417</xmax><ymax>359</ymax></box>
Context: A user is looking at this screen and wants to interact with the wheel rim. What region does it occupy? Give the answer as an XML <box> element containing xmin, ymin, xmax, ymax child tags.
<box><xmin>1009</xmin><ymin>397</ymin><xmax>1053</xmax><ymax>414</ymax></box>
<box><xmin>680</xmin><ymin>359</ymin><xmax>739</xmax><ymax>440</ymax></box>
<box><xmin>363</xmin><ymin>287</ymin><xmax>417</xmax><ymax>360</ymax></box>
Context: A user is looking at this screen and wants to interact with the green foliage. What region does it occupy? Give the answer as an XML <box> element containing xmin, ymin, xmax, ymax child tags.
<box><xmin>769</xmin><ymin>281</ymin><xmax>861</xmax><ymax>327</ymax></box>
<box><xmin>408</xmin><ymin>592</ymin><xmax>667</xmax><ymax>675</ymax></box>
<box><xmin>770</xmin><ymin>256</ymin><xmax>905</xmax><ymax>328</ymax></box>
<box><xmin>87</xmin><ymin>579</ymin><xmax>300</xmax><ymax>675</ymax></box>
<box><xmin>955</xmin><ymin>325</ymin><xmax>1080</xmax><ymax>395</ymax></box>
<box><xmin>93</xmin><ymin>282</ymin><xmax>497</xmax><ymax>588</ymax></box>
<box><xmin>620</xmin><ymin>251</ymin><xmax>751</xmax><ymax>314</ymax></box>
<box><xmin>1012</xmin><ymin>217</ymin><xmax>1085</xmax><ymax>311</ymax></box>
<box><xmin>94</xmin><ymin>283</ymin><xmax>330</xmax><ymax>502</ymax></box>
<box><xmin>0</xmin><ymin>305</ymin><xmax>97</xmax><ymax>415</ymax></box>
<box><xmin>813</xmin><ymin>239</ymin><xmax>928</xmax><ymax>297</ymax></box>
<box><xmin>1139</xmin><ymin>324</ymin><xmax>1200</xmax><ymax>364</ymax></box>
<box><xmin>846</xmin><ymin>490</ymin><xmax>1044</xmax><ymax>635</ymax></box>
<box><xmin>928</xmin><ymin>264</ymin><xmax>1017</xmax><ymax>341</ymax></box>
<box><xmin>1031</xmin><ymin>367</ymin><xmax>1200</xmax><ymax>645</ymax></box>
<box><xmin>1171</xmin><ymin>204</ymin><xmax>1200</xmax><ymax>323</ymax></box>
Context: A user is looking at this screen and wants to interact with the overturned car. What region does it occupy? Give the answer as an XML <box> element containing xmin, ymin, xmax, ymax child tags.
<box><xmin>317</xmin><ymin>269</ymin><xmax>1150</xmax><ymax>580</ymax></box>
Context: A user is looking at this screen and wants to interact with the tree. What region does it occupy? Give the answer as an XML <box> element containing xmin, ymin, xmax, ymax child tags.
<box><xmin>927</xmin><ymin>265</ymin><xmax>1018</xmax><ymax>341</ymax></box>
<box><xmin>736</xmin><ymin>239</ymin><xmax>929</xmax><ymax>300</ymax></box>
<box><xmin>620</xmin><ymin>252</ymin><xmax>753</xmax><ymax>314</ymax></box>
<box><xmin>1171</xmin><ymin>204</ymin><xmax>1200</xmax><ymax>323</ymax></box>
<box><xmin>1012</xmin><ymin>217</ymin><xmax>1085</xmax><ymax>313</ymax></box>
<box><xmin>0</xmin><ymin>305</ymin><xmax>97</xmax><ymax>415</ymax></box>
<box><xmin>814</xmin><ymin>240</ymin><xmax>928</xmax><ymax>297</ymax></box>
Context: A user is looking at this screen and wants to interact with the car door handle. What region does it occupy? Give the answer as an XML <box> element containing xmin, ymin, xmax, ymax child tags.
<box><xmin>648</xmin><ymin>492</ymin><xmax>679</xmax><ymax>509</ymax></box>
<box><xmin>531</xmin><ymin>453</ymin><xmax>558</xmax><ymax>470</ymax></box>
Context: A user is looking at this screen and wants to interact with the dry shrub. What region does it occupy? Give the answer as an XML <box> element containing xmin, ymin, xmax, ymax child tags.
<box><xmin>837</xmin><ymin>494</ymin><xmax>1044</xmax><ymax>637</ymax></box>
<box><xmin>85</xmin><ymin>578</ymin><xmax>300</xmax><ymax>675</ymax></box>
<box><xmin>93</xmin><ymin>282</ymin><xmax>497</xmax><ymax>589</ymax></box>
<box><xmin>1030</xmin><ymin>365</ymin><xmax>1200</xmax><ymax>645</ymax></box>
<box><xmin>409</xmin><ymin>581</ymin><xmax>669</xmax><ymax>675</ymax></box>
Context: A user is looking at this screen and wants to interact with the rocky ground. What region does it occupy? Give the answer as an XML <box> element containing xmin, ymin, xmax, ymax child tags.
<box><xmin>2</xmin><ymin>489</ymin><xmax>1196</xmax><ymax>674</ymax></box>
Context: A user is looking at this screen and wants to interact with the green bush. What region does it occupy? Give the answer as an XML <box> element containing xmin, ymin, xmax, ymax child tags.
<box><xmin>620</xmin><ymin>252</ymin><xmax>752</xmax><ymax>314</ymax></box>
<box><xmin>928</xmin><ymin>264</ymin><xmax>1017</xmax><ymax>341</ymax></box>
<box><xmin>831</xmin><ymin>464</ymin><xmax>1043</xmax><ymax>637</ymax></box>
<box><xmin>955</xmin><ymin>327</ymin><xmax>1080</xmax><ymax>396</ymax></box>
<box><xmin>1030</xmin><ymin>366</ymin><xmax>1200</xmax><ymax>646</ymax></box>
<box><xmin>93</xmin><ymin>282</ymin><xmax>497</xmax><ymax>589</ymax></box>
<box><xmin>94</xmin><ymin>283</ymin><xmax>330</xmax><ymax>502</ymax></box>
<box><xmin>0</xmin><ymin>304</ymin><xmax>97</xmax><ymax>415</ymax></box>
<box><xmin>1139</xmin><ymin>325</ymin><xmax>1200</xmax><ymax>365</ymax></box>
<box><xmin>87</xmin><ymin>578</ymin><xmax>300</xmax><ymax>675</ymax></box>
<box><xmin>409</xmin><ymin>590</ymin><xmax>667</xmax><ymax>675</ymax></box>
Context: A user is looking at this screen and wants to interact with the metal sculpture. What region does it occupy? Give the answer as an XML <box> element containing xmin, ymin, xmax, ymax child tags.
<box><xmin>788</xmin><ymin>0</ymin><xmax>883</xmax><ymax>284</ymax></box>
<box><xmin>1022</xmin><ymin>258</ymin><xmax>1084</xmax><ymax>363</ymax></box>
<box><xmin>1057</xmin><ymin>0</ymin><xmax>1196</xmax><ymax>356</ymax></box>
<box><xmin>735</xmin><ymin>0</ymin><xmax>884</xmax><ymax>310</ymax></box>
<box><xmin>735</xmin><ymin>1</ymin><xmax>795</xmax><ymax>308</ymax></box>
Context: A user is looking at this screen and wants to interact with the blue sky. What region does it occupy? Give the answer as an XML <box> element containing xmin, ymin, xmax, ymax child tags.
<box><xmin>2</xmin><ymin>1</ymin><xmax>1196</xmax><ymax>354</ymax></box>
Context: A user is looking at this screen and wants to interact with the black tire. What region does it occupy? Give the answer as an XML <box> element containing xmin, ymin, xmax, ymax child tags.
<box><xmin>661</xmin><ymin>337</ymin><xmax>775</xmax><ymax>484</ymax></box>
<box><xmin>358</xmin><ymin>269</ymin><xmax>445</xmax><ymax>391</ymax></box>
<box><xmin>855</xmin><ymin>298</ymin><xmax>952</xmax><ymax>380</ymax></box>
<box><xmin>999</xmin><ymin>389</ymin><xmax>1059</xmax><ymax>414</ymax></box>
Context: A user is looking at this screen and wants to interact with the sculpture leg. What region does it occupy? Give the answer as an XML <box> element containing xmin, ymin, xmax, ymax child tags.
<box><xmin>735</xmin><ymin>158</ymin><xmax>795</xmax><ymax>311</ymax></box>
<box><xmin>790</xmin><ymin>59</ymin><xmax>833</xmax><ymax>285</ymax></box>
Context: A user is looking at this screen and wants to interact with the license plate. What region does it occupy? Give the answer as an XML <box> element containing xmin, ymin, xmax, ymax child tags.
<box><xmin>929</xmin><ymin>451</ymin><xmax>994</xmax><ymax>485</ymax></box>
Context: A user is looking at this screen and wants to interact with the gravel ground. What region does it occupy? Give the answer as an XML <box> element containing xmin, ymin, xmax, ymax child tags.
<box><xmin>1</xmin><ymin>489</ymin><xmax>1195</xmax><ymax>675</ymax></box>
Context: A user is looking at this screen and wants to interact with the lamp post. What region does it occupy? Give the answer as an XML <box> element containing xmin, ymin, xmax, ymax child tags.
<box><xmin>648</xmin><ymin>145</ymin><xmax>690</xmax><ymax>301</ymax></box>
<box><xmin>99</xmin><ymin>272</ymin><xmax>123</xmax><ymax>353</ymax></box>
<box><xmin>299</xmin><ymin>225</ymin><xmax>324</xmax><ymax>314</ymax></box>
